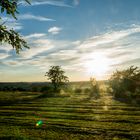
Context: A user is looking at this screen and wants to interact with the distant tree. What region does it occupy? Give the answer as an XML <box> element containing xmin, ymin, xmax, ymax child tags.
<box><xmin>109</xmin><ymin>66</ymin><xmax>140</xmax><ymax>98</ymax></box>
<box><xmin>89</xmin><ymin>77</ymin><xmax>100</xmax><ymax>98</ymax></box>
<box><xmin>74</xmin><ymin>88</ymin><xmax>82</xmax><ymax>94</ymax></box>
<box><xmin>45</xmin><ymin>66</ymin><xmax>69</xmax><ymax>92</ymax></box>
<box><xmin>0</xmin><ymin>0</ymin><xmax>30</xmax><ymax>53</ymax></box>
<box><xmin>84</xmin><ymin>88</ymin><xmax>91</xmax><ymax>93</ymax></box>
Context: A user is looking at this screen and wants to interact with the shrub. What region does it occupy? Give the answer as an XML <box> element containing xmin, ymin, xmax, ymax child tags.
<box><xmin>89</xmin><ymin>78</ymin><xmax>100</xmax><ymax>98</ymax></box>
<box><xmin>40</xmin><ymin>85</ymin><xmax>53</xmax><ymax>94</ymax></box>
<box><xmin>74</xmin><ymin>88</ymin><xmax>82</xmax><ymax>93</ymax></box>
<box><xmin>84</xmin><ymin>88</ymin><xmax>91</xmax><ymax>93</ymax></box>
<box><xmin>109</xmin><ymin>66</ymin><xmax>140</xmax><ymax>102</ymax></box>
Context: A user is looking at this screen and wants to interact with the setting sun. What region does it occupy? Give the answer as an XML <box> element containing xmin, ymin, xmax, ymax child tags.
<box><xmin>85</xmin><ymin>52</ymin><xmax>111</xmax><ymax>79</ymax></box>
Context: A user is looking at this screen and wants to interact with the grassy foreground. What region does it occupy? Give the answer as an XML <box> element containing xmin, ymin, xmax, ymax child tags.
<box><xmin>0</xmin><ymin>91</ymin><xmax>140</xmax><ymax>140</ymax></box>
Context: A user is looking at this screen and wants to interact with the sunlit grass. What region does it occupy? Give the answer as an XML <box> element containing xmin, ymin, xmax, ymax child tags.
<box><xmin>0</xmin><ymin>85</ymin><xmax>140</xmax><ymax>140</ymax></box>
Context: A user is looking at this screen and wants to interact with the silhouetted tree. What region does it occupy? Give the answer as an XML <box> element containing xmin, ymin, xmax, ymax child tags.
<box><xmin>0</xmin><ymin>0</ymin><xmax>30</xmax><ymax>53</ymax></box>
<box><xmin>45</xmin><ymin>66</ymin><xmax>69</xmax><ymax>92</ymax></box>
<box><xmin>109</xmin><ymin>66</ymin><xmax>140</xmax><ymax>98</ymax></box>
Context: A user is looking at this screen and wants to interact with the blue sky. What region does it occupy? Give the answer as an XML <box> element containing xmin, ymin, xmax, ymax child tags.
<box><xmin>0</xmin><ymin>0</ymin><xmax>140</xmax><ymax>82</ymax></box>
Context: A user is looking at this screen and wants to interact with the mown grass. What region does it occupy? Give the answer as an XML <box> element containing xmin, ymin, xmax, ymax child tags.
<box><xmin>0</xmin><ymin>91</ymin><xmax>140</xmax><ymax>140</ymax></box>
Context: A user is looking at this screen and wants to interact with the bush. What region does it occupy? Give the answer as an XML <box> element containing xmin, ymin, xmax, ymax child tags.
<box><xmin>109</xmin><ymin>66</ymin><xmax>140</xmax><ymax>102</ymax></box>
<box><xmin>89</xmin><ymin>78</ymin><xmax>100</xmax><ymax>98</ymax></box>
<box><xmin>74</xmin><ymin>88</ymin><xmax>82</xmax><ymax>93</ymax></box>
<box><xmin>40</xmin><ymin>85</ymin><xmax>53</xmax><ymax>94</ymax></box>
<box><xmin>84</xmin><ymin>88</ymin><xmax>91</xmax><ymax>93</ymax></box>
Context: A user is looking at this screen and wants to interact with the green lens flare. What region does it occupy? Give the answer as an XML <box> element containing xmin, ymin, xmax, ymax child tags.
<box><xmin>36</xmin><ymin>120</ymin><xmax>43</xmax><ymax>126</ymax></box>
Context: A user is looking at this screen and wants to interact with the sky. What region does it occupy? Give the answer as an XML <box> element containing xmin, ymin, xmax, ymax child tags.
<box><xmin>0</xmin><ymin>0</ymin><xmax>140</xmax><ymax>82</ymax></box>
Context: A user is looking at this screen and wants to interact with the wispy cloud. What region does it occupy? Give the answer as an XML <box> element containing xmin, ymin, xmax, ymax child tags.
<box><xmin>6</xmin><ymin>22</ymin><xmax>23</xmax><ymax>30</ymax></box>
<box><xmin>0</xmin><ymin>44</ymin><xmax>13</xmax><ymax>52</ymax></box>
<box><xmin>0</xmin><ymin>53</ymin><xmax>10</xmax><ymax>60</ymax></box>
<box><xmin>20</xmin><ymin>0</ymin><xmax>72</xmax><ymax>7</ymax></box>
<box><xmin>0</xmin><ymin>17</ymin><xmax>23</xmax><ymax>30</ymax></box>
<box><xmin>3</xmin><ymin>60</ymin><xmax>23</xmax><ymax>67</ymax></box>
<box><xmin>107</xmin><ymin>51</ymin><xmax>133</xmax><ymax>59</ymax></box>
<box><xmin>24</xmin><ymin>33</ymin><xmax>46</xmax><ymax>40</ymax></box>
<box><xmin>18</xmin><ymin>13</ymin><xmax>55</xmax><ymax>21</ymax></box>
<box><xmin>78</xmin><ymin>26</ymin><xmax>140</xmax><ymax>51</ymax></box>
<box><xmin>19</xmin><ymin>38</ymin><xmax>75</xmax><ymax>59</ymax></box>
<box><xmin>1</xmin><ymin>13</ymin><xmax>55</xmax><ymax>22</ymax></box>
<box><xmin>16</xmin><ymin>25</ymin><xmax>140</xmax><ymax>73</ymax></box>
<box><xmin>111</xmin><ymin>58</ymin><xmax>140</xmax><ymax>68</ymax></box>
<box><xmin>48</xmin><ymin>26</ymin><xmax>62</xmax><ymax>35</ymax></box>
<box><xmin>1</xmin><ymin>13</ymin><xmax>55</xmax><ymax>32</ymax></box>
<box><xmin>44</xmin><ymin>50</ymin><xmax>79</xmax><ymax>64</ymax></box>
<box><xmin>20</xmin><ymin>39</ymin><xmax>54</xmax><ymax>59</ymax></box>
<box><xmin>73</xmin><ymin>0</ymin><xmax>80</xmax><ymax>6</ymax></box>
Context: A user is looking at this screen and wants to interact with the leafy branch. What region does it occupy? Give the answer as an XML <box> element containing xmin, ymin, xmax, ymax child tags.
<box><xmin>0</xmin><ymin>0</ymin><xmax>31</xmax><ymax>53</ymax></box>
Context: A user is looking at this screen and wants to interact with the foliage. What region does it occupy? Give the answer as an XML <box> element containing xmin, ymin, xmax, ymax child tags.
<box><xmin>0</xmin><ymin>0</ymin><xmax>30</xmax><ymax>53</ymax></box>
<box><xmin>89</xmin><ymin>77</ymin><xmax>100</xmax><ymax>98</ymax></box>
<box><xmin>40</xmin><ymin>85</ymin><xmax>54</xmax><ymax>94</ymax></box>
<box><xmin>109</xmin><ymin>66</ymin><xmax>140</xmax><ymax>100</ymax></box>
<box><xmin>0</xmin><ymin>25</ymin><xmax>29</xmax><ymax>53</ymax></box>
<box><xmin>45</xmin><ymin>66</ymin><xmax>69</xmax><ymax>92</ymax></box>
<box><xmin>0</xmin><ymin>0</ymin><xmax>30</xmax><ymax>18</ymax></box>
<box><xmin>83</xmin><ymin>87</ymin><xmax>91</xmax><ymax>93</ymax></box>
<box><xmin>74</xmin><ymin>88</ymin><xmax>82</xmax><ymax>93</ymax></box>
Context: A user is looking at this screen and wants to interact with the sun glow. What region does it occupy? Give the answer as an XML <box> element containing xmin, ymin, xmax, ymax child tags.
<box><xmin>84</xmin><ymin>52</ymin><xmax>111</xmax><ymax>79</ymax></box>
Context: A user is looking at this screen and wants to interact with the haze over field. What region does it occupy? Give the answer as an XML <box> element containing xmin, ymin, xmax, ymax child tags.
<box><xmin>0</xmin><ymin>0</ymin><xmax>140</xmax><ymax>82</ymax></box>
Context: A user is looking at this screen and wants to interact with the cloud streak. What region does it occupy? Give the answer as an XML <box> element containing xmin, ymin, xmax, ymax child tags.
<box><xmin>48</xmin><ymin>26</ymin><xmax>62</xmax><ymax>35</ymax></box>
<box><xmin>20</xmin><ymin>39</ymin><xmax>54</xmax><ymax>59</ymax></box>
<box><xmin>78</xmin><ymin>26</ymin><xmax>140</xmax><ymax>52</ymax></box>
<box><xmin>24</xmin><ymin>33</ymin><xmax>46</xmax><ymax>40</ymax></box>
<box><xmin>0</xmin><ymin>17</ymin><xmax>23</xmax><ymax>30</ymax></box>
<box><xmin>0</xmin><ymin>53</ymin><xmax>10</xmax><ymax>60</ymax></box>
<box><xmin>73</xmin><ymin>0</ymin><xmax>80</xmax><ymax>6</ymax></box>
<box><xmin>18</xmin><ymin>14</ymin><xmax>55</xmax><ymax>21</ymax></box>
<box><xmin>20</xmin><ymin>0</ymin><xmax>72</xmax><ymax>7</ymax></box>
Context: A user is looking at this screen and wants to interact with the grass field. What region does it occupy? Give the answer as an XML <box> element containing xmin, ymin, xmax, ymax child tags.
<box><xmin>0</xmin><ymin>90</ymin><xmax>140</xmax><ymax>140</ymax></box>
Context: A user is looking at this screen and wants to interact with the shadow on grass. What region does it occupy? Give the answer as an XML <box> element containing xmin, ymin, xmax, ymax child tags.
<box><xmin>36</xmin><ymin>93</ymin><xmax>55</xmax><ymax>98</ymax></box>
<box><xmin>114</xmin><ymin>97</ymin><xmax>140</xmax><ymax>106</ymax></box>
<box><xmin>42</xmin><ymin>124</ymin><xmax>139</xmax><ymax>140</ymax></box>
<box><xmin>36</xmin><ymin>92</ymin><xmax>70</xmax><ymax>99</ymax></box>
<box><xmin>0</xmin><ymin>98</ymin><xmax>35</xmax><ymax>107</ymax></box>
<box><xmin>0</xmin><ymin>136</ymin><xmax>28</xmax><ymax>140</ymax></box>
<box><xmin>0</xmin><ymin>92</ymin><xmax>47</xmax><ymax>107</ymax></box>
<box><xmin>0</xmin><ymin>119</ymin><xmax>139</xmax><ymax>139</ymax></box>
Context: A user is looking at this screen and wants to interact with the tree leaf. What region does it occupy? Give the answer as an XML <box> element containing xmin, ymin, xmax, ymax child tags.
<box><xmin>1</xmin><ymin>7</ymin><xmax>4</xmax><ymax>13</ymax></box>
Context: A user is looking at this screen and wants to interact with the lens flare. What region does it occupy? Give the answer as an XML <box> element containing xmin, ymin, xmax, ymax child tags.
<box><xmin>35</xmin><ymin>120</ymin><xmax>43</xmax><ymax>127</ymax></box>
<box><xmin>33</xmin><ymin>112</ymin><xmax>47</xmax><ymax>128</ymax></box>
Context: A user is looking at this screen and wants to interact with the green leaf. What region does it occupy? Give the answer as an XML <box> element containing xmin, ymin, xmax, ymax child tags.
<box><xmin>1</xmin><ymin>7</ymin><xmax>4</xmax><ymax>13</ymax></box>
<box><xmin>0</xmin><ymin>0</ymin><xmax>31</xmax><ymax>53</ymax></box>
<box><xmin>12</xmin><ymin>12</ymin><xmax>17</xmax><ymax>19</ymax></box>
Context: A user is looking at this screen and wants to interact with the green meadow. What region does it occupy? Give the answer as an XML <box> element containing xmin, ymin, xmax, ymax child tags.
<box><xmin>0</xmin><ymin>85</ymin><xmax>140</xmax><ymax>140</ymax></box>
